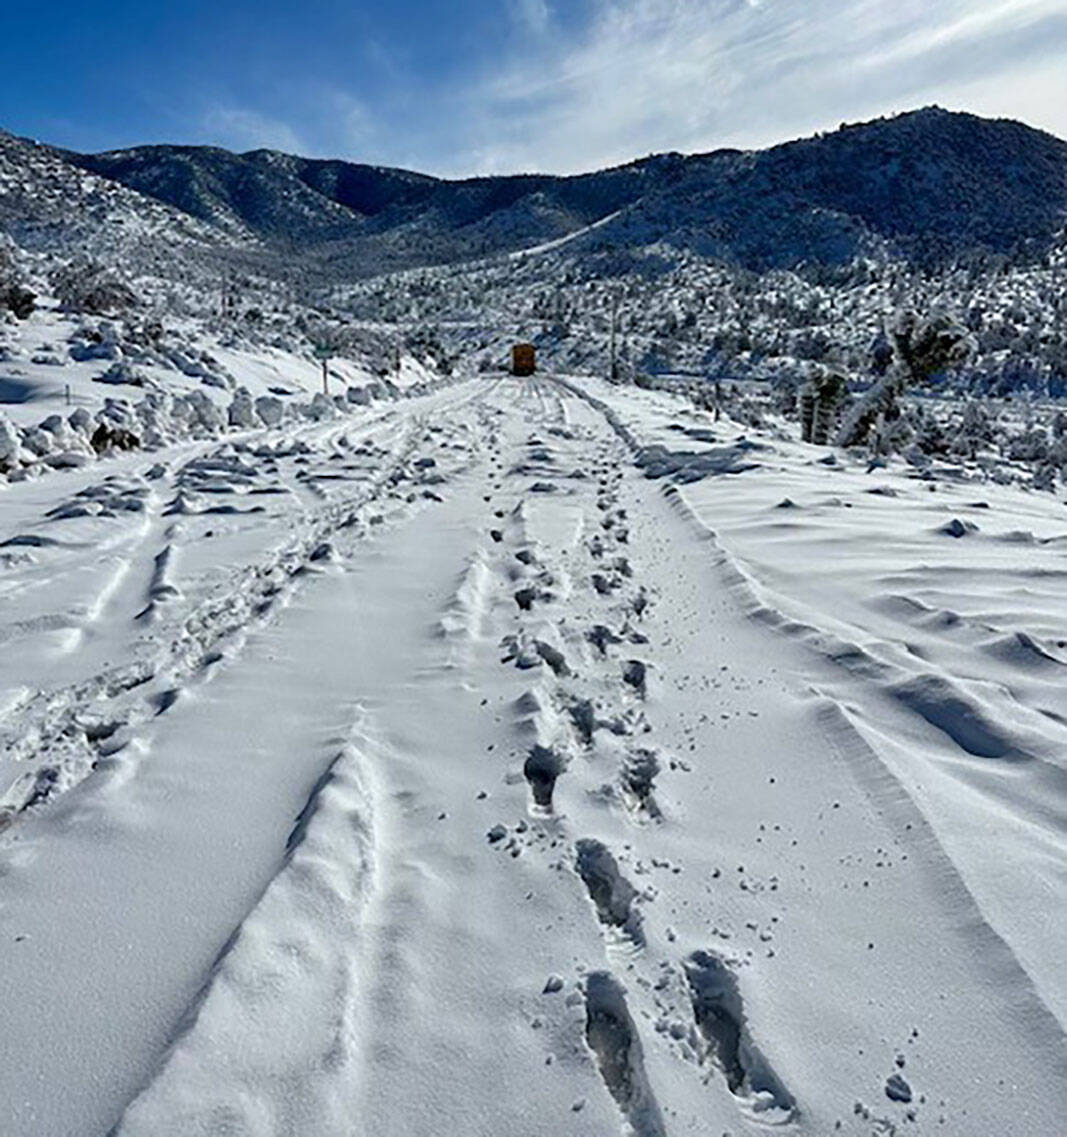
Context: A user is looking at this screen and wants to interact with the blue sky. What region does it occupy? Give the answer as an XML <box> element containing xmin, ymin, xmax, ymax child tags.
<box><xmin>3</xmin><ymin>0</ymin><xmax>1066</xmax><ymax>175</ymax></box>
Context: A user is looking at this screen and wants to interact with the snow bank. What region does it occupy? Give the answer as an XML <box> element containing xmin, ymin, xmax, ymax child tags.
<box><xmin>0</xmin><ymin>366</ymin><xmax>463</xmax><ymax>485</ymax></box>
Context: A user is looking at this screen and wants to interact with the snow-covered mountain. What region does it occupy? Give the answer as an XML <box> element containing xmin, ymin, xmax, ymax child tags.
<box><xmin>2</xmin><ymin>108</ymin><xmax>1065</xmax><ymax>400</ymax></box>
<box><xmin>4</xmin><ymin>99</ymin><xmax>1062</xmax><ymax>507</ymax></box>
<box><xmin>569</xmin><ymin>107</ymin><xmax>1067</xmax><ymax>270</ymax></box>
<box><xmin>45</xmin><ymin>106</ymin><xmax>1067</xmax><ymax>276</ymax></box>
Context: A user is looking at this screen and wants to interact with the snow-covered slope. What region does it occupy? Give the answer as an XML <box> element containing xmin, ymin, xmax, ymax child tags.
<box><xmin>0</xmin><ymin>130</ymin><xmax>238</xmax><ymax>260</ymax></box>
<box><xmin>0</xmin><ymin>288</ymin><xmax>457</xmax><ymax>488</ymax></box>
<box><xmin>3</xmin><ymin>109</ymin><xmax>1065</xmax><ymax>400</ymax></box>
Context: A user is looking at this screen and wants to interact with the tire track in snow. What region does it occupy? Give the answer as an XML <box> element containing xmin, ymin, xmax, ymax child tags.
<box><xmin>114</xmin><ymin>717</ymin><xmax>380</xmax><ymax>1137</ymax></box>
<box><xmin>0</xmin><ymin>391</ymin><xmax>495</xmax><ymax>1136</ymax></box>
<box><xmin>0</xmin><ymin>396</ymin><xmax>472</xmax><ymax>828</ymax></box>
<box><xmin>10</xmin><ymin>374</ymin><xmax>1065</xmax><ymax>1135</ymax></box>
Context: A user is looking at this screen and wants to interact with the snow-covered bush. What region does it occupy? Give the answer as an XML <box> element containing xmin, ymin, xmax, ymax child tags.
<box><xmin>228</xmin><ymin>387</ymin><xmax>258</xmax><ymax>429</ymax></box>
<box><xmin>1</xmin><ymin>284</ymin><xmax>36</xmax><ymax>320</ymax></box>
<box><xmin>90</xmin><ymin>421</ymin><xmax>140</xmax><ymax>454</ymax></box>
<box><xmin>837</xmin><ymin>309</ymin><xmax>974</xmax><ymax>450</ymax></box>
<box><xmin>0</xmin><ymin>412</ymin><xmax>22</xmax><ymax>470</ymax></box>
<box><xmin>52</xmin><ymin>259</ymin><xmax>138</xmax><ymax>315</ymax></box>
<box><xmin>254</xmin><ymin>395</ymin><xmax>286</xmax><ymax>427</ymax></box>
<box><xmin>96</xmin><ymin>360</ymin><xmax>146</xmax><ymax>387</ymax></box>
<box><xmin>0</xmin><ymin>235</ymin><xmax>35</xmax><ymax>319</ymax></box>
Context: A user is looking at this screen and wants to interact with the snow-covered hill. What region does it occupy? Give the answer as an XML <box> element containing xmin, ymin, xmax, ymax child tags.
<box><xmin>0</xmin><ymin>130</ymin><xmax>239</xmax><ymax>261</ymax></box>
<box><xmin>3</xmin><ymin>108</ymin><xmax>1065</xmax><ymax>401</ymax></box>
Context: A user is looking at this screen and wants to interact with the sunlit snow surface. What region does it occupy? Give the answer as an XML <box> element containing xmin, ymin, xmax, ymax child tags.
<box><xmin>0</xmin><ymin>355</ymin><xmax>1064</xmax><ymax>1136</ymax></box>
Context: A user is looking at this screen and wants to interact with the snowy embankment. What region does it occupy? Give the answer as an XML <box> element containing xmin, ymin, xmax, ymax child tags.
<box><xmin>0</xmin><ymin>371</ymin><xmax>1063</xmax><ymax>1137</ymax></box>
<box><xmin>565</xmin><ymin>372</ymin><xmax>1067</xmax><ymax>1026</ymax></box>
<box><xmin>0</xmin><ymin>301</ymin><xmax>452</xmax><ymax>481</ymax></box>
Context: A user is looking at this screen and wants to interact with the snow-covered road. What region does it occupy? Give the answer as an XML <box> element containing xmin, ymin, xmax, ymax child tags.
<box><xmin>1</xmin><ymin>375</ymin><xmax>1064</xmax><ymax>1136</ymax></box>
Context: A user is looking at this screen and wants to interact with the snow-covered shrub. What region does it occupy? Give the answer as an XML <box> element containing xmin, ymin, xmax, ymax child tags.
<box><xmin>2</xmin><ymin>284</ymin><xmax>36</xmax><ymax>320</ymax></box>
<box><xmin>837</xmin><ymin>309</ymin><xmax>974</xmax><ymax>450</ymax></box>
<box><xmin>949</xmin><ymin>400</ymin><xmax>995</xmax><ymax>459</ymax></box>
<box><xmin>1031</xmin><ymin>462</ymin><xmax>1057</xmax><ymax>492</ymax></box>
<box><xmin>38</xmin><ymin>414</ymin><xmax>89</xmax><ymax>454</ymax></box>
<box><xmin>69</xmin><ymin>322</ymin><xmax>123</xmax><ymax>362</ymax></box>
<box><xmin>52</xmin><ymin>259</ymin><xmax>138</xmax><ymax>315</ymax></box>
<box><xmin>90</xmin><ymin>421</ymin><xmax>140</xmax><ymax>454</ymax></box>
<box><xmin>228</xmin><ymin>387</ymin><xmax>258</xmax><ymax>429</ymax></box>
<box><xmin>68</xmin><ymin>407</ymin><xmax>93</xmax><ymax>436</ymax></box>
<box><xmin>1006</xmin><ymin>428</ymin><xmax>1050</xmax><ymax>464</ymax></box>
<box><xmin>0</xmin><ymin>235</ymin><xmax>35</xmax><ymax>319</ymax></box>
<box><xmin>908</xmin><ymin>404</ymin><xmax>951</xmax><ymax>456</ymax></box>
<box><xmin>172</xmin><ymin>390</ymin><xmax>226</xmax><ymax>436</ymax></box>
<box><xmin>800</xmin><ymin>371</ymin><xmax>848</xmax><ymax>443</ymax></box>
<box><xmin>254</xmin><ymin>395</ymin><xmax>285</xmax><ymax>427</ymax></box>
<box><xmin>162</xmin><ymin>345</ymin><xmax>230</xmax><ymax>388</ymax></box>
<box><xmin>307</xmin><ymin>392</ymin><xmax>339</xmax><ymax>420</ymax></box>
<box><xmin>0</xmin><ymin>412</ymin><xmax>22</xmax><ymax>470</ymax></box>
<box><xmin>95</xmin><ymin>360</ymin><xmax>146</xmax><ymax>387</ymax></box>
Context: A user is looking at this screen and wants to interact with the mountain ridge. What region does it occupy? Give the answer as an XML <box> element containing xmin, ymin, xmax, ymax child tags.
<box><xmin>4</xmin><ymin>107</ymin><xmax>1066</xmax><ymax>279</ymax></box>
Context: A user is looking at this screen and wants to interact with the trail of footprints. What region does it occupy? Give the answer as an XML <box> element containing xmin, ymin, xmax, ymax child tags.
<box><xmin>484</xmin><ymin>423</ymin><xmax>796</xmax><ymax>1132</ymax></box>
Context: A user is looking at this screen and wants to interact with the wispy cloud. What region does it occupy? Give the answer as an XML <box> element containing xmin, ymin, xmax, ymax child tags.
<box><xmin>509</xmin><ymin>0</ymin><xmax>553</xmax><ymax>36</ymax></box>
<box><xmin>201</xmin><ymin>85</ymin><xmax>386</xmax><ymax>162</ymax></box>
<box><xmin>448</xmin><ymin>0</ymin><xmax>1067</xmax><ymax>174</ymax></box>
<box><xmin>191</xmin><ymin>0</ymin><xmax>1067</xmax><ymax>175</ymax></box>
<box><xmin>201</xmin><ymin>107</ymin><xmax>304</xmax><ymax>153</ymax></box>
<box><xmin>7</xmin><ymin>0</ymin><xmax>1063</xmax><ymax>173</ymax></box>
<box><xmin>861</xmin><ymin>0</ymin><xmax>1065</xmax><ymax>67</ymax></box>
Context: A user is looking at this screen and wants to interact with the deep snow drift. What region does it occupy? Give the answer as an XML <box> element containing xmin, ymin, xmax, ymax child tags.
<box><xmin>0</xmin><ymin>369</ymin><xmax>1065</xmax><ymax>1137</ymax></box>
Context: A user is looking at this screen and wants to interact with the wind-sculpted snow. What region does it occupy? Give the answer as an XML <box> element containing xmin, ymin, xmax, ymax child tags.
<box><xmin>568</xmin><ymin>372</ymin><xmax>1067</xmax><ymax>1030</ymax></box>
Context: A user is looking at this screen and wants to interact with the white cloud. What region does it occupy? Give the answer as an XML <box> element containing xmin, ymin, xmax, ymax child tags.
<box><xmin>192</xmin><ymin>1</ymin><xmax>1067</xmax><ymax>175</ymax></box>
<box><xmin>199</xmin><ymin>88</ymin><xmax>384</xmax><ymax>163</ymax></box>
<box><xmin>201</xmin><ymin>107</ymin><xmax>304</xmax><ymax>154</ymax></box>
<box><xmin>449</xmin><ymin>0</ymin><xmax>1067</xmax><ymax>175</ymax></box>
<box><xmin>861</xmin><ymin>0</ymin><xmax>1065</xmax><ymax>67</ymax></box>
<box><xmin>510</xmin><ymin>0</ymin><xmax>552</xmax><ymax>36</ymax></box>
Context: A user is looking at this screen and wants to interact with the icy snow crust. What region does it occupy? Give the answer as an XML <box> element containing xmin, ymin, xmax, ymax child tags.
<box><xmin>0</xmin><ymin>371</ymin><xmax>1064</xmax><ymax>1137</ymax></box>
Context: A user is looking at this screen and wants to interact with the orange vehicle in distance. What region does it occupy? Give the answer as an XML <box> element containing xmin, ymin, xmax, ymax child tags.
<box><xmin>511</xmin><ymin>343</ymin><xmax>536</xmax><ymax>376</ymax></box>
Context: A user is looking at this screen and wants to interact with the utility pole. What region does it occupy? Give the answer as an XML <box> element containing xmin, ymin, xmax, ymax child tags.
<box><xmin>609</xmin><ymin>289</ymin><xmax>620</xmax><ymax>382</ymax></box>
